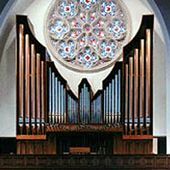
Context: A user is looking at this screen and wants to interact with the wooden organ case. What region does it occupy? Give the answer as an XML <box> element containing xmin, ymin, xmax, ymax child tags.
<box><xmin>16</xmin><ymin>15</ymin><xmax>154</xmax><ymax>155</ymax></box>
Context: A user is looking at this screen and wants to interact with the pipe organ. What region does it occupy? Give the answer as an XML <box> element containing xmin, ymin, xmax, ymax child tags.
<box><xmin>79</xmin><ymin>79</ymin><xmax>92</xmax><ymax>124</ymax></box>
<box><xmin>16</xmin><ymin>15</ymin><xmax>154</xmax><ymax>155</ymax></box>
<box><xmin>17</xmin><ymin>16</ymin><xmax>47</xmax><ymax>136</ymax></box>
<box><xmin>47</xmin><ymin>62</ymin><xmax>67</xmax><ymax>124</ymax></box>
<box><xmin>67</xmin><ymin>90</ymin><xmax>78</xmax><ymax>124</ymax></box>
<box><xmin>91</xmin><ymin>90</ymin><xmax>102</xmax><ymax>124</ymax></box>
<box><xmin>122</xmin><ymin>16</ymin><xmax>153</xmax><ymax>137</ymax></box>
<box><xmin>103</xmin><ymin>62</ymin><xmax>122</xmax><ymax>126</ymax></box>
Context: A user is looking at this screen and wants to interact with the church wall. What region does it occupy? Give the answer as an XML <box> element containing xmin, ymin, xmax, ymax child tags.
<box><xmin>0</xmin><ymin>0</ymin><xmax>168</xmax><ymax>153</ymax></box>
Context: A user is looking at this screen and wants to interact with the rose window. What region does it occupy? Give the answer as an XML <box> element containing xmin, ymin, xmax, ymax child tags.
<box><xmin>45</xmin><ymin>0</ymin><xmax>130</xmax><ymax>72</ymax></box>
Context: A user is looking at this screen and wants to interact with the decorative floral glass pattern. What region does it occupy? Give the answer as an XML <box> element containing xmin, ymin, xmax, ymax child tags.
<box><xmin>100</xmin><ymin>40</ymin><xmax>116</xmax><ymax>59</ymax></box>
<box><xmin>58</xmin><ymin>41</ymin><xmax>76</xmax><ymax>60</ymax></box>
<box><xmin>78</xmin><ymin>47</ymin><xmax>98</xmax><ymax>67</ymax></box>
<box><xmin>46</xmin><ymin>0</ymin><xmax>129</xmax><ymax>71</ymax></box>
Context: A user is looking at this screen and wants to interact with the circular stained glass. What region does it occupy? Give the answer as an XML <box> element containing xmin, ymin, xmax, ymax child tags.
<box><xmin>45</xmin><ymin>0</ymin><xmax>130</xmax><ymax>72</ymax></box>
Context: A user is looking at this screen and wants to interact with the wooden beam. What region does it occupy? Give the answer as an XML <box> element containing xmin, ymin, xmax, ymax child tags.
<box><xmin>122</xmin><ymin>135</ymin><xmax>153</xmax><ymax>140</ymax></box>
<box><xmin>16</xmin><ymin>135</ymin><xmax>46</xmax><ymax>140</ymax></box>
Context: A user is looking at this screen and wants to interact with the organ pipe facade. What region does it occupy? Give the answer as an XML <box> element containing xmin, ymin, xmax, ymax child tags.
<box><xmin>122</xmin><ymin>15</ymin><xmax>153</xmax><ymax>137</ymax></box>
<box><xmin>79</xmin><ymin>79</ymin><xmax>92</xmax><ymax>124</ymax></box>
<box><xmin>103</xmin><ymin>62</ymin><xmax>122</xmax><ymax>126</ymax></box>
<box><xmin>47</xmin><ymin>62</ymin><xmax>67</xmax><ymax>124</ymax></box>
<box><xmin>17</xmin><ymin>16</ymin><xmax>47</xmax><ymax>136</ymax></box>
<box><xmin>16</xmin><ymin>15</ymin><xmax>154</xmax><ymax>155</ymax></box>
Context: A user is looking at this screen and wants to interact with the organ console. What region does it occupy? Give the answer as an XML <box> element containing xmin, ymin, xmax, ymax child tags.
<box><xmin>16</xmin><ymin>15</ymin><xmax>154</xmax><ymax>155</ymax></box>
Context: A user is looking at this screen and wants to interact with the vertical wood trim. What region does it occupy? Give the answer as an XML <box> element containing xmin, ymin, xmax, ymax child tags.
<box><xmin>17</xmin><ymin>141</ymin><xmax>21</xmax><ymax>154</ymax></box>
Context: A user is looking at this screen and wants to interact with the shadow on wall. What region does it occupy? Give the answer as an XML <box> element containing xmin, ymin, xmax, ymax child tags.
<box><xmin>0</xmin><ymin>39</ymin><xmax>16</xmax><ymax>137</ymax></box>
<box><xmin>153</xmin><ymin>31</ymin><xmax>166</xmax><ymax>136</ymax></box>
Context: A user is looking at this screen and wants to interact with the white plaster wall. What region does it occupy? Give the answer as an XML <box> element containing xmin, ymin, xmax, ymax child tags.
<box><xmin>0</xmin><ymin>30</ymin><xmax>16</xmax><ymax>137</ymax></box>
<box><xmin>0</xmin><ymin>0</ymin><xmax>168</xmax><ymax>149</ymax></box>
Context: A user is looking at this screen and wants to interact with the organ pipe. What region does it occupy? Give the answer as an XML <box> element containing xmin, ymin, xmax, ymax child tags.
<box><xmin>51</xmin><ymin>72</ymin><xmax>55</xmax><ymax>123</ymax></box>
<box><xmin>146</xmin><ymin>29</ymin><xmax>151</xmax><ymax>134</ymax></box>
<box><xmin>115</xmin><ymin>74</ymin><xmax>118</xmax><ymax>124</ymax></box>
<box><xmin>112</xmin><ymin>79</ymin><xmax>115</xmax><ymax>124</ymax></box>
<box><xmin>31</xmin><ymin>44</ymin><xmax>36</xmax><ymax>134</ymax></box>
<box><xmin>55</xmin><ymin>77</ymin><xmax>58</xmax><ymax>123</ymax></box>
<box><xmin>122</xmin><ymin>15</ymin><xmax>153</xmax><ymax>136</ymax></box>
<box><xmin>48</xmin><ymin>67</ymin><xmax>52</xmax><ymax>124</ymax></box>
<box><xmin>102</xmin><ymin>62</ymin><xmax>122</xmax><ymax>126</ymax></box>
<box><xmin>19</xmin><ymin>24</ymin><xmax>24</xmax><ymax>134</ymax></box>
<box><xmin>134</xmin><ymin>49</ymin><xmax>139</xmax><ymax>133</ymax></box>
<box><xmin>36</xmin><ymin>53</ymin><xmax>41</xmax><ymax>134</ymax></box>
<box><xmin>91</xmin><ymin>91</ymin><xmax>102</xmax><ymax>124</ymax></box>
<box><xmin>125</xmin><ymin>64</ymin><xmax>129</xmax><ymax>134</ymax></box>
<box><xmin>118</xmin><ymin>69</ymin><xmax>121</xmax><ymax>124</ymax></box>
<box><xmin>25</xmin><ymin>34</ymin><xmax>30</xmax><ymax>134</ymax></box>
<box><xmin>79</xmin><ymin>79</ymin><xmax>91</xmax><ymax>124</ymax></box>
<box><xmin>140</xmin><ymin>39</ymin><xmax>145</xmax><ymax>133</ymax></box>
<box><xmin>129</xmin><ymin>57</ymin><xmax>134</xmax><ymax>134</ymax></box>
<box><xmin>41</xmin><ymin>61</ymin><xmax>45</xmax><ymax>133</ymax></box>
<box><xmin>17</xmin><ymin>16</ymin><xmax>48</xmax><ymax>136</ymax></box>
<box><xmin>103</xmin><ymin>88</ymin><xmax>106</xmax><ymax>123</ymax></box>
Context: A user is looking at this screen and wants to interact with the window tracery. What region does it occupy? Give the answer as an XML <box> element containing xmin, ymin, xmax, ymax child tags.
<box><xmin>45</xmin><ymin>0</ymin><xmax>130</xmax><ymax>71</ymax></box>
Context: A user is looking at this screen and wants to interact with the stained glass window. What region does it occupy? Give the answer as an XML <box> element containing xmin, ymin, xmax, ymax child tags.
<box><xmin>45</xmin><ymin>0</ymin><xmax>130</xmax><ymax>72</ymax></box>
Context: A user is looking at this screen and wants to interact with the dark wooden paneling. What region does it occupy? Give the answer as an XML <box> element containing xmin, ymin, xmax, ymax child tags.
<box><xmin>1</xmin><ymin>155</ymin><xmax>170</xmax><ymax>169</ymax></box>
